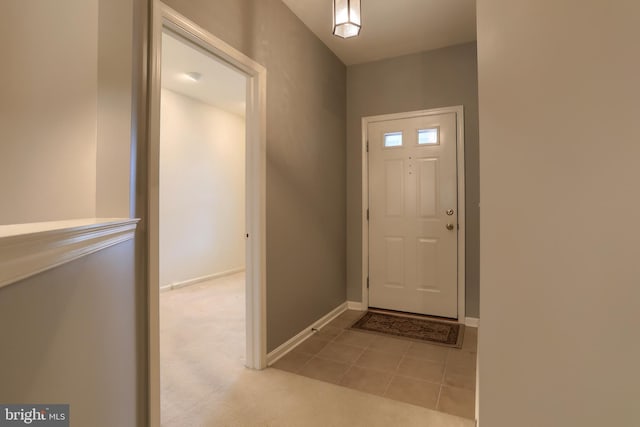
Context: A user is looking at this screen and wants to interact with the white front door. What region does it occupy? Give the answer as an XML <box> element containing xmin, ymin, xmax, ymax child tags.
<box><xmin>368</xmin><ymin>112</ymin><xmax>459</xmax><ymax>318</ymax></box>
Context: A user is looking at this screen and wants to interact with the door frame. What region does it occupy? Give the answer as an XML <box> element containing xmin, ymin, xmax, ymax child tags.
<box><xmin>147</xmin><ymin>1</ymin><xmax>267</xmax><ymax>425</ymax></box>
<box><xmin>361</xmin><ymin>106</ymin><xmax>466</xmax><ymax>320</ymax></box>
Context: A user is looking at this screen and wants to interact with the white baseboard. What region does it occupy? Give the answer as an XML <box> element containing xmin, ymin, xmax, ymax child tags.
<box><xmin>346</xmin><ymin>301</ymin><xmax>365</xmax><ymax>311</ymax></box>
<box><xmin>267</xmin><ymin>302</ymin><xmax>348</xmax><ymax>366</ymax></box>
<box><xmin>160</xmin><ymin>267</ymin><xmax>245</xmax><ymax>292</ymax></box>
<box><xmin>465</xmin><ymin>317</ymin><xmax>480</xmax><ymax>327</ymax></box>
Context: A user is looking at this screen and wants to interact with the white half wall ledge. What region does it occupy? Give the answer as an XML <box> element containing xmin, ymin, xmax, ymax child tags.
<box><xmin>0</xmin><ymin>218</ymin><xmax>140</xmax><ymax>289</ymax></box>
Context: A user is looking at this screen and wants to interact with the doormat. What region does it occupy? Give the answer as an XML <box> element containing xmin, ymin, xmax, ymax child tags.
<box><xmin>350</xmin><ymin>311</ymin><xmax>464</xmax><ymax>348</ymax></box>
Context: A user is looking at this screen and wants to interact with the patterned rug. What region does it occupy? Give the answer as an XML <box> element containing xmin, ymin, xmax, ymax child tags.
<box><xmin>351</xmin><ymin>311</ymin><xmax>464</xmax><ymax>348</ymax></box>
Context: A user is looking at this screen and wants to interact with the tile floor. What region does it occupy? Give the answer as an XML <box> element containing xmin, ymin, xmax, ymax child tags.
<box><xmin>272</xmin><ymin>309</ymin><xmax>478</xmax><ymax>419</ymax></box>
<box><xmin>161</xmin><ymin>274</ymin><xmax>474</xmax><ymax>426</ymax></box>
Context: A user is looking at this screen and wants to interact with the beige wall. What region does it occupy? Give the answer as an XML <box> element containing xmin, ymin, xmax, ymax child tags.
<box><xmin>477</xmin><ymin>1</ymin><xmax>640</xmax><ymax>426</ymax></box>
<box><xmin>0</xmin><ymin>0</ymin><xmax>99</xmax><ymax>225</ymax></box>
<box><xmin>162</xmin><ymin>0</ymin><xmax>347</xmax><ymax>351</ymax></box>
<box><xmin>159</xmin><ymin>89</ymin><xmax>245</xmax><ymax>288</ymax></box>
<box><xmin>0</xmin><ymin>242</ymin><xmax>142</xmax><ymax>427</ymax></box>
<box><xmin>346</xmin><ymin>43</ymin><xmax>480</xmax><ymax>317</ymax></box>
<box><xmin>0</xmin><ymin>0</ymin><xmax>134</xmax><ymax>224</ymax></box>
<box><xmin>96</xmin><ymin>0</ymin><xmax>134</xmax><ymax>218</ymax></box>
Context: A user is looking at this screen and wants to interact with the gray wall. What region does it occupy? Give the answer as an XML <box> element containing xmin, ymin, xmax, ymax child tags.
<box><xmin>346</xmin><ymin>42</ymin><xmax>480</xmax><ymax>317</ymax></box>
<box><xmin>0</xmin><ymin>241</ymin><xmax>143</xmax><ymax>427</ymax></box>
<box><xmin>163</xmin><ymin>0</ymin><xmax>347</xmax><ymax>351</ymax></box>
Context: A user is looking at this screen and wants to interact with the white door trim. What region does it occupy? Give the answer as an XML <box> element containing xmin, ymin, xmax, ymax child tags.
<box><xmin>148</xmin><ymin>2</ymin><xmax>267</xmax><ymax>425</ymax></box>
<box><xmin>361</xmin><ymin>106</ymin><xmax>465</xmax><ymax>321</ymax></box>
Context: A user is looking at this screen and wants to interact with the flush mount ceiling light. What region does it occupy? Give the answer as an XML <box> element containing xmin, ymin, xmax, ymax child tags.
<box><xmin>184</xmin><ymin>71</ymin><xmax>202</xmax><ymax>82</ymax></box>
<box><xmin>333</xmin><ymin>0</ymin><xmax>361</xmax><ymax>39</ymax></box>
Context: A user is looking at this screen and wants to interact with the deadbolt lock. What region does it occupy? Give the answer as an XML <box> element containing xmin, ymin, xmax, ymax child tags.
<box><xmin>446</xmin><ymin>209</ymin><xmax>455</xmax><ymax>216</ymax></box>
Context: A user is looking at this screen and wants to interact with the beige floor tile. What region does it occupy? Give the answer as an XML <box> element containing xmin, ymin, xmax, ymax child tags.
<box><xmin>333</xmin><ymin>330</ymin><xmax>376</xmax><ymax>348</ymax></box>
<box><xmin>338</xmin><ymin>309</ymin><xmax>367</xmax><ymax>321</ymax></box>
<box><xmin>298</xmin><ymin>356</ymin><xmax>351</xmax><ymax>385</ymax></box>
<box><xmin>368</xmin><ymin>335</ymin><xmax>412</xmax><ymax>355</ymax></box>
<box><xmin>443</xmin><ymin>370</ymin><xmax>476</xmax><ymax>391</ymax></box>
<box><xmin>293</xmin><ymin>336</ymin><xmax>330</xmax><ymax>355</ymax></box>
<box><xmin>271</xmin><ymin>351</ymin><xmax>312</xmax><ymax>374</ymax></box>
<box><xmin>316</xmin><ymin>342</ymin><xmax>365</xmax><ymax>364</ymax></box>
<box><xmin>446</xmin><ymin>350</ymin><xmax>477</xmax><ymax>376</ymax></box>
<box><xmin>316</xmin><ymin>325</ymin><xmax>343</xmax><ymax>340</ymax></box>
<box><xmin>406</xmin><ymin>342</ymin><xmax>449</xmax><ymax>363</ymax></box>
<box><xmin>355</xmin><ymin>349</ymin><xmax>404</xmax><ymax>372</ymax></box>
<box><xmin>340</xmin><ymin>365</ymin><xmax>393</xmax><ymax>396</ymax></box>
<box><xmin>385</xmin><ymin>375</ymin><xmax>440</xmax><ymax>409</ymax></box>
<box><xmin>327</xmin><ymin>316</ymin><xmax>356</xmax><ymax>329</ymax></box>
<box><xmin>461</xmin><ymin>327</ymin><xmax>478</xmax><ymax>353</ymax></box>
<box><xmin>438</xmin><ymin>386</ymin><xmax>475</xmax><ymax>419</ymax></box>
<box><xmin>444</xmin><ymin>348</ymin><xmax>477</xmax><ymax>391</ymax></box>
<box><xmin>397</xmin><ymin>356</ymin><xmax>445</xmax><ymax>383</ymax></box>
<box><xmin>327</xmin><ymin>309</ymin><xmax>365</xmax><ymax>329</ymax></box>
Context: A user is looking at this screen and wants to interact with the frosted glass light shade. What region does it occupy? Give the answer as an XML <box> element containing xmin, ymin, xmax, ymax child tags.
<box><xmin>333</xmin><ymin>0</ymin><xmax>361</xmax><ymax>39</ymax></box>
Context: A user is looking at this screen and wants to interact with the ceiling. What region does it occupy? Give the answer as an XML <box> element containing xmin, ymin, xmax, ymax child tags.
<box><xmin>161</xmin><ymin>31</ymin><xmax>246</xmax><ymax>116</ymax></box>
<box><xmin>281</xmin><ymin>0</ymin><xmax>477</xmax><ymax>65</ymax></box>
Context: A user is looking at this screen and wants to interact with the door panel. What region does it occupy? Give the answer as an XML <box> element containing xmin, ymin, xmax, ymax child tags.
<box><xmin>417</xmin><ymin>158</ymin><xmax>438</xmax><ymax>218</ymax></box>
<box><xmin>417</xmin><ymin>237</ymin><xmax>438</xmax><ymax>290</ymax></box>
<box><xmin>384</xmin><ymin>160</ymin><xmax>404</xmax><ymax>217</ymax></box>
<box><xmin>368</xmin><ymin>112</ymin><xmax>458</xmax><ymax>318</ymax></box>
<box><xmin>384</xmin><ymin>237</ymin><xmax>405</xmax><ymax>287</ymax></box>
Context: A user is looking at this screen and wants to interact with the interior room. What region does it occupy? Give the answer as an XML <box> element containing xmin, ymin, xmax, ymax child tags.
<box><xmin>0</xmin><ymin>1</ymin><xmax>637</xmax><ymax>427</ymax></box>
<box><xmin>159</xmin><ymin>31</ymin><xmax>247</xmax><ymax>295</ymax></box>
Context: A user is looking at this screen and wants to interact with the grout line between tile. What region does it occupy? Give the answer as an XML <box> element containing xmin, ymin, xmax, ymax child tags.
<box><xmin>439</xmin><ymin>354</ymin><xmax>449</xmax><ymax>388</ymax></box>
<box><xmin>379</xmin><ymin>338</ymin><xmax>410</xmax><ymax>397</ymax></box>
<box><xmin>391</xmin><ymin>338</ymin><xmax>411</xmax><ymax>371</ymax></box>
<box><xmin>392</xmin><ymin>372</ymin><xmax>445</xmax><ymax>388</ymax></box>
<box><xmin>349</xmin><ymin>346</ymin><xmax>367</xmax><ymax>368</ymax></box>
<box><xmin>435</xmin><ymin>382</ymin><xmax>444</xmax><ymax>410</ymax></box>
<box><xmin>294</xmin><ymin>353</ymin><xmax>315</xmax><ymax>374</ymax></box>
<box><xmin>339</xmin><ymin>363</ymin><xmax>355</xmax><ymax>386</ymax></box>
<box><xmin>381</xmin><ymin>372</ymin><xmax>395</xmax><ymax>397</ymax></box>
<box><xmin>394</xmin><ymin>350</ymin><xmax>408</xmax><ymax>371</ymax></box>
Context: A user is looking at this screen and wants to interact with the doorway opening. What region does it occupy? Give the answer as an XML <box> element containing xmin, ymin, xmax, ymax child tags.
<box><xmin>147</xmin><ymin>2</ymin><xmax>267</xmax><ymax>425</ymax></box>
<box><xmin>361</xmin><ymin>106</ymin><xmax>466</xmax><ymax>321</ymax></box>
<box><xmin>158</xmin><ymin>28</ymin><xmax>247</xmax><ymax>422</ymax></box>
<box><xmin>159</xmin><ymin>31</ymin><xmax>247</xmax><ymax>294</ymax></box>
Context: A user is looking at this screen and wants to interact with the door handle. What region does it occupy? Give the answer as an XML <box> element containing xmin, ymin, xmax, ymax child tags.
<box><xmin>446</xmin><ymin>223</ymin><xmax>455</xmax><ymax>231</ymax></box>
